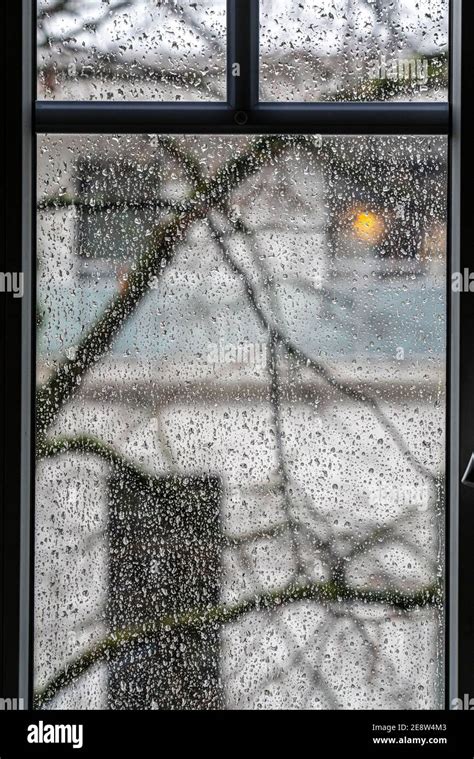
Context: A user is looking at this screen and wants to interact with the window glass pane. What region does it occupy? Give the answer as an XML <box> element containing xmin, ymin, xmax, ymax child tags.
<box><xmin>36</xmin><ymin>133</ymin><xmax>447</xmax><ymax>709</ymax></box>
<box><xmin>260</xmin><ymin>0</ymin><xmax>448</xmax><ymax>102</ymax></box>
<box><xmin>37</xmin><ymin>0</ymin><xmax>226</xmax><ymax>101</ymax></box>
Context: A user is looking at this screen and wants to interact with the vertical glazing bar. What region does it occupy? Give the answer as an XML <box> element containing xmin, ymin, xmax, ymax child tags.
<box><xmin>458</xmin><ymin>0</ymin><xmax>474</xmax><ymax>704</ymax></box>
<box><xmin>0</xmin><ymin>0</ymin><xmax>33</xmax><ymax>706</ymax></box>
<box><xmin>227</xmin><ymin>0</ymin><xmax>259</xmax><ymax>115</ymax></box>
<box><xmin>449</xmin><ymin>0</ymin><xmax>461</xmax><ymax>710</ymax></box>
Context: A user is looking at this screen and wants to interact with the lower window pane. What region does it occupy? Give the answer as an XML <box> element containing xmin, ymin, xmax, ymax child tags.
<box><xmin>35</xmin><ymin>134</ymin><xmax>447</xmax><ymax>709</ymax></box>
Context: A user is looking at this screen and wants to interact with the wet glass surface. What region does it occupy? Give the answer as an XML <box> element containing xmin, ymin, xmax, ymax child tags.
<box><xmin>260</xmin><ymin>0</ymin><xmax>448</xmax><ymax>102</ymax></box>
<box><xmin>36</xmin><ymin>133</ymin><xmax>446</xmax><ymax>709</ymax></box>
<box><xmin>37</xmin><ymin>0</ymin><xmax>226</xmax><ymax>101</ymax></box>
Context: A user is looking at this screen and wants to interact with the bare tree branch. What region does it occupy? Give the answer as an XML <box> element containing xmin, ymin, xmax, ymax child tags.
<box><xmin>36</xmin><ymin>136</ymin><xmax>300</xmax><ymax>437</ymax></box>
<box><xmin>34</xmin><ymin>577</ymin><xmax>441</xmax><ymax>708</ymax></box>
<box><xmin>208</xmin><ymin>219</ymin><xmax>438</xmax><ymax>484</ymax></box>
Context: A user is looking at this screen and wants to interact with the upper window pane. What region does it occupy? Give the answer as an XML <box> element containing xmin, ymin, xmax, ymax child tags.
<box><xmin>260</xmin><ymin>0</ymin><xmax>448</xmax><ymax>102</ymax></box>
<box><xmin>37</xmin><ymin>0</ymin><xmax>226</xmax><ymax>101</ymax></box>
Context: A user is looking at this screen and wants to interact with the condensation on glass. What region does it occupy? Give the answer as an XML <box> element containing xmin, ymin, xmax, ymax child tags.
<box><xmin>37</xmin><ymin>0</ymin><xmax>226</xmax><ymax>101</ymax></box>
<box><xmin>260</xmin><ymin>0</ymin><xmax>449</xmax><ymax>102</ymax></box>
<box><xmin>35</xmin><ymin>133</ymin><xmax>447</xmax><ymax>710</ymax></box>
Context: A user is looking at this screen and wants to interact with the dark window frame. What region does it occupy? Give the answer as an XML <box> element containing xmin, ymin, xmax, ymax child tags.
<box><xmin>1</xmin><ymin>0</ymin><xmax>468</xmax><ymax>710</ymax></box>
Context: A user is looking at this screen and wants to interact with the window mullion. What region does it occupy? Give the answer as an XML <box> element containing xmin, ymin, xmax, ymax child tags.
<box><xmin>227</xmin><ymin>0</ymin><xmax>259</xmax><ymax>119</ymax></box>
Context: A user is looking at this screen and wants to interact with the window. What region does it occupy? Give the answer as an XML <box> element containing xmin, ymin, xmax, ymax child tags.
<box><xmin>76</xmin><ymin>155</ymin><xmax>167</xmax><ymax>277</ymax></box>
<box><xmin>36</xmin><ymin>133</ymin><xmax>447</xmax><ymax>709</ymax></box>
<box><xmin>3</xmin><ymin>0</ymin><xmax>472</xmax><ymax>715</ymax></box>
<box><xmin>37</xmin><ymin>0</ymin><xmax>227</xmax><ymax>101</ymax></box>
<box><xmin>259</xmin><ymin>0</ymin><xmax>449</xmax><ymax>102</ymax></box>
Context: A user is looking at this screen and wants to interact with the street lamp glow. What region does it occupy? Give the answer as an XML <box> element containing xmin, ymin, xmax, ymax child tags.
<box><xmin>352</xmin><ymin>210</ymin><xmax>385</xmax><ymax>244</ymax></box>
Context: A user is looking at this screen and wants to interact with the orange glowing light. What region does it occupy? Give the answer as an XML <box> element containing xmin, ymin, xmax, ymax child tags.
<box><xmin>352</xmin><ymin>210</ymin><xmax>385</xmax><ymax>244</ymax></box>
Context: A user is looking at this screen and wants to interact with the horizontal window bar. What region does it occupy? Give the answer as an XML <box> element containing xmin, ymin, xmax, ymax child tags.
<box><xmin>35</xmin><ymin>101</ymin><xmax>450</xmax><ymax>135</ymax></box>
